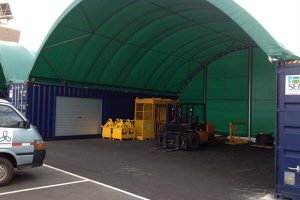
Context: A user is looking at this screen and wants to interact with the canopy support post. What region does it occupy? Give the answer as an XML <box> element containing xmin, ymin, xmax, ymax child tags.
<box><xmin>203</xmin><ymin>64</ymin><xmax>208</xmax><ymax>124</ymax></box>
<box><xmin>248</xmin><ymin>47</ymin><xmax>253</xmax><ymax>140</ymax></box>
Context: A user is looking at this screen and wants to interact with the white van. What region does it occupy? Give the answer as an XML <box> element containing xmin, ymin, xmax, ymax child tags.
<box><xmin>0</xmin><ymin>99</ymin><xmax>45</xmax><ymax>186</ymax></box>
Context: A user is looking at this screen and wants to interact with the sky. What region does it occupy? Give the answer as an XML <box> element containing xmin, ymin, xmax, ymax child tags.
<box><xmin>5</xmin><ymin>0</ymin><xmax>72</xmax><ymax>53</ymax></box>
<box><xmin>234</xmin><ymin>0</ymin><xmax>300</xmax><ymax>57</ymax></box>
<box><xmin>2</xmin><ymin>0</ymin><xmax>300</xmax><ymax>57</ymax></box>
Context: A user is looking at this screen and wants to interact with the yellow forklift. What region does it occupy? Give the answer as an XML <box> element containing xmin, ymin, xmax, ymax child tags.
<box><xmin>155</xmin><ymin>102</ymin><xmax>215</xmax><ymax>151</ymax></box>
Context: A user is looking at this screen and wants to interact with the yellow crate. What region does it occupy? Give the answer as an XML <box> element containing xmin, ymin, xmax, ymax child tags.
<box><xmin>102</xmin><ymin>127</ymin><xmax>112</xmax><ymax>139</ymax></box>
<box><xmin>134</xmin><ymin>98</ymin><xmax>176</xmax><ymax>140</ymax></box>
<box><xmin>124</xmin><ymin>119</ymin><xmax>135</xmax><ymax>140</ymax></box>
<box><xmin>101</xmin><ymin>118</ymin><xmax>114</xmax><ymax>139</ymax></box>
<box><xmin>135</xmin><ymin>120</ymin><xmax>154</xmax><ymax>140</ymax></box>
<box><xmin>134</xmin><ymin>120</ymin><xmax>143</xmax><ymax>138</ymax></box>
<box><xmin>126</xmin><ymin>129</ymin><xmax>135</xmax><ymax>140</ymax></box>
<box><xmin>112</xmin><ymin>127</ymin><xmax>127</xmax><ymax>141</ymax></box>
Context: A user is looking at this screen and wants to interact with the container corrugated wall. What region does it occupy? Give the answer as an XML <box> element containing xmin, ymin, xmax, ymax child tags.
<box><xmin>0</xmin><ymin>90</ymin><xmax>6</xmax><ymax>98</ymax></box>
<box><xmin>25</xmin><ymin>83</ymin><xmax>174</xmax><ymax>140</ymax></box>
<box><xmin>8</xmin><ymin>84</ymin><xmax>28</xmax><ymax>114</ymax></box>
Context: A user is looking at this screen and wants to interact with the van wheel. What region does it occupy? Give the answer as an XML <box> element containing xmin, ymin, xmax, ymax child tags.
<box><xmin>0</xmin><ymin>157</ymin><xmax>14</xmax><ymax>187</ymax></box>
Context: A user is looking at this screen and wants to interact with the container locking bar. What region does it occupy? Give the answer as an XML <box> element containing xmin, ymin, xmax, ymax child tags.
<box><xmin>288</xmin><ymin>166</ymin><xmax>300</xmax><ymax>173</ymax></box>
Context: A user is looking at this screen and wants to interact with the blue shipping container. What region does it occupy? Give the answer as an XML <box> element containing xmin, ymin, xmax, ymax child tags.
<box><xmin>8</xmin><ymin>84</ymin><xmax>28</xmax><ymax>115</ymax></box>
<box><xmin>0</xmin><ymin>89</ymin><xmax>7</xmax><ymax>99</ymax></box>
<box><xmin>276</xmin><ymin>61</ymin><xmax>300</xmax><ymax>199</ymax></box>
<box><xmin>9</xmin><ymin>83</ymin><xmax>176</xmax><ymax>140</ymax></box>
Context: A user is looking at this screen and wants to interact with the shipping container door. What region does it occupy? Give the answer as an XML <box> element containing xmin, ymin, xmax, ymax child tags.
<box><xmin>55</xmin><ymin>97</ymin><xmax>102</xmax><ymax>137</ymax></box>
<box><xmin>277</xmin><ymin>65</ymin><xmax>300</xmax><ymax>199</ymax></box>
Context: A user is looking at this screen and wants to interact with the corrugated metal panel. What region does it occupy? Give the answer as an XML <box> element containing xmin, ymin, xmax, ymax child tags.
<box><xmin>276</xmin><ymin>63</ymin><xmax>300</xmax><ymax>199</ymax></box>
<box><xmin>8</xmin><ymin>83</ymin><xmax>28</xmax><ymax>115</ymax></box>
<box><xmin>55</xmin><ymin>97</ymin><xmax>102</xmax><ymax>136</ymax></box>
<box><xmin>25</xmin><ymin>83</ymin><xmax>175</xmax><ymax>139</ymax></box>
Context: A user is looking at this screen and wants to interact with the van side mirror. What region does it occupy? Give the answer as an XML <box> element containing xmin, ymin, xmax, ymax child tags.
<box><xmin>24</xmin><ymin>120</ymin><xmax>31</xmax><ymax>129</ymax></box>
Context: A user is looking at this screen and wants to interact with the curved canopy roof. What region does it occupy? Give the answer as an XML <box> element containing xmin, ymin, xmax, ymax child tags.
<box><xmin>0</xmin><ymin>41</ymin><xmax>33</xmax><ymax>89</ymax></box>
<box><xmin>29</xmin><ymin>0</ymin><xmax>298</xmax><ymax>94</ymax></box>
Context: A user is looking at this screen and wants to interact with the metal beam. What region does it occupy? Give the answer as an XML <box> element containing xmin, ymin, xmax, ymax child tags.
<box><xmin>44</xmin><ymin>34</ymin><xmax>90</xmax><ymax>50</ymax></box>
<box><xmin>248</xmin><ymin>46</ymin><xmax>253</xmax><ymax>140</ymax></box>
<box><xmin>203</xmin><ymin>64</ymin><xmax>208</xmax><ymax>123</ymax></box>
<box><xmin>29</xmin><ymin>76</ymin><xmax>178</xmax><ymax>96</ymax></box>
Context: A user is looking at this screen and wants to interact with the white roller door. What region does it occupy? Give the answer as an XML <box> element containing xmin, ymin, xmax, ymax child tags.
<box><xmin>55</xmin><ymin>97</ymin><xmax>102</xmax><ymax>137</ymax></box>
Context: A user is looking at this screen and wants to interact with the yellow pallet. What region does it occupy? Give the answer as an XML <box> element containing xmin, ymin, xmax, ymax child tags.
<box><xmin>135</xmin><ymin>136</ymin><xmax>153</xmax><ymax>141</ymax></box>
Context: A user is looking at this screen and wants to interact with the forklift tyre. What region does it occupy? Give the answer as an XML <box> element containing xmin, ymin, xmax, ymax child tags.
<box><xmin>155</xmin><ymin>135</ymin><xmax>163</xmax><ymax>147</ymax></box>
<box><xmin>188</xmin><ymin>133</ymin><xmax>200</xmax><ymax>151</ymax></box>
<box><xmin>208</xmin><ymin>133</ymin><xmax>216</xmax><ymax>146</ymax></box>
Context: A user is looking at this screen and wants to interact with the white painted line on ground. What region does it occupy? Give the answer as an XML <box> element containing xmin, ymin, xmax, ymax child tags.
<box><xmin>44</xmin><ymin>164</ymin><xmax>150</xmax><ymax>200</ymax></box>
<box><xmin>0</xmin><ymin>180</ymin><xmax>88</xmax><ymax>196</ymax></box>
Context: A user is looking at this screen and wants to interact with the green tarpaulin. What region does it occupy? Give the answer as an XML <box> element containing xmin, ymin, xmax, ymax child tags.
<box><xmin>0</xmin><ymin>41</ymin><xmax>33</xmax><ymax>89</ymax></box>
<box><xmin>29</xmin><ymin>0</ymin><xmax>298</xmax><ymax>94</ymax></box>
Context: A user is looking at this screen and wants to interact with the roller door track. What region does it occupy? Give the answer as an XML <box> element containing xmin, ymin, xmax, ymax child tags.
<box><xmin>55</xmin><ymin>97</ymin><xmax>102</xmax><ymax>137</ymax></box>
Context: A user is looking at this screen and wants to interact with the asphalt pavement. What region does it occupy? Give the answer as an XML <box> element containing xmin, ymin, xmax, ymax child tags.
<box><xmin>0</xmin><ymin>138</ymin><xmax>275</xmax><ymax>200</ymax></box>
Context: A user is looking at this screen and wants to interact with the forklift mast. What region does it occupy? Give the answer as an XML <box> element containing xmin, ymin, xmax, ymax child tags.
<box><xmin>167</xmin><ymin>103</ymin><xmax>206</xmax><ymax>125</ymax></box>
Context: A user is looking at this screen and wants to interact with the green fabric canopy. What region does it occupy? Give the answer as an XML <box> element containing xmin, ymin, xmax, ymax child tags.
<box><xmin>208</xmin><ymin>0</ymin><xmax>297</xmax><ymax>60</ymax></box>
<box><xmin>0</xmin><ymin>0</ymin><xmax>295</xmax><ymax>92</ymax></box>
<box><xmin>0</xmin><ymin>41</ymin><xmax>33</xmax><ymax>89</ymax></box>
